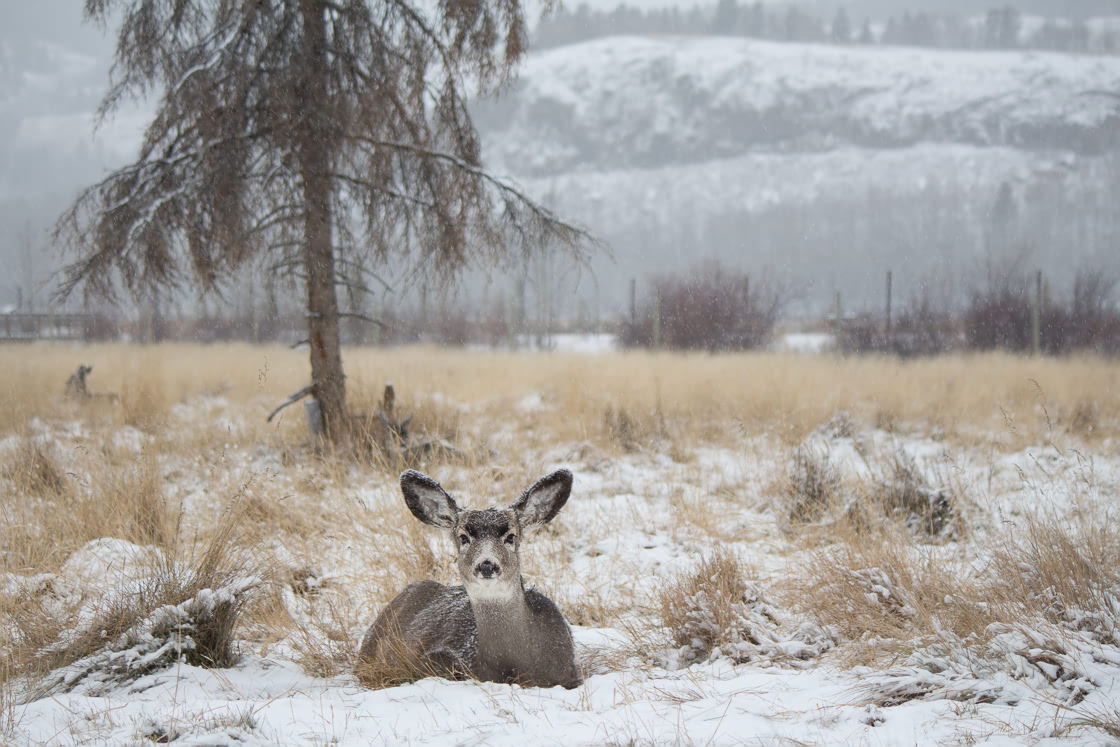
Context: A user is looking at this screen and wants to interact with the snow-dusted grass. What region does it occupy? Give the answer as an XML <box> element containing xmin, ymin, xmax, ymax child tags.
<box><xmin>1</xmin><ymin>343</ymin><xmax>1119</xmax><ymax>744</ymax></box>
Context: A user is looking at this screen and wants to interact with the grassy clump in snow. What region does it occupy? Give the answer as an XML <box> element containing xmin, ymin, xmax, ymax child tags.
<box><xmin>2</xmin><ymin>437</ymin><xmax>70</xmax><ymax>500</ymax></box>
<box><xmin>990</xmin><ymin>513</ymin><xmax>1120</xmax><ymax>645</ymax></box>
<box><xmin>1</xmin><ymin>439</ymin><xmax>178</xmax><ymax>573</ymax></box>
<box><xmin>658</xmin><ymin>549</ymin><xmax>834</xmax><ymax>668</ymax></box>
<box><xmin>800</xmin><ymin>505</ymin><xmax>1120</xmax><ymax>709</ymax></box>
<box><xmin>353</xmin><ymin>614</ymin><xmax>469</xmax><ymax>690</ymax></box>
<box><xmin>796</xmin><ymin>525</ymin><xmax>989</xmax><ymax>660</ymax></box>
<box><xmin>861</xmin><ymin>449</ymin><xmax>959</xmax><ymax>540</ymax></box>
<box><xmin>1</xmin><ymin>497</ymin><xmax>261</xmax><ymax>701</ymax></box>
<box><xmin>1062</xmin><ymin>706</ymin><xmax>1120</xmax><ymax>740</ymax></box>
<box><xmin>784</xmin><ymin>445</ymin><xmax>841</xmax><ymax>523</ymax></box>
<box><xmin>659</xmin><ymin>549</ymin><xmax>771</xmax><ymax>664</ymax></box>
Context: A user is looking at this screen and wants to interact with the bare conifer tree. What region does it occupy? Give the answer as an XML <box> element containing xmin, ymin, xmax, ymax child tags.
<box><xmin>55</xmin><ymin>0</ymin><xmax>589</xmax><ymax>439</ymax></box>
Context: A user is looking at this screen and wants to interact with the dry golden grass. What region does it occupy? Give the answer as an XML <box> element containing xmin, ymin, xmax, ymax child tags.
<box><xmin>3</xmin><ymin>343</ymin><xmax>1118</xmax><ymax>449</ymax></box>
<box><xmin>658</xmin><ymin>548</ymin><xmax>760</xmax><ymax>658</ymax></box>
<box><xmin>796</xmin><ymin>525</ymin><xmax>989</xmax><ymax>661</ymax></box>
<box><xmin>0</xmin><ymin>491</ymin><xmax>262</xmax><ymax>700</ymax></box>
<box><xmin>1</xmin><ymin>442</ymin><xmax>179</xmax><ymax>573</ymax></box>
<box><xmin>353</xmin><ymin>616</ymin><xmax>464</xmax><ymax>690</ymax></box>
<box><xmin>796</xmin><ymin>506</ymin><xmax>1120</xmax><ymax>668</ymax></box>
<box><xmin>989</xmin><ymin>513</ymin><xmax>1120</xmax><ymax>640</ymax></box>
<box><xmin>784</xmin><ymin>446</ymin><xmax>841</xmax><ymax>524</ymax></box>
<box><xmin>1062</xmin><ymin>706</ymin><xmax>1120</xmax><ymax>740</ymax></box>
<box><xmin>1</xmin><ymin>341</ymin><xmax>1118</xmax><ymax>706</ymax></box>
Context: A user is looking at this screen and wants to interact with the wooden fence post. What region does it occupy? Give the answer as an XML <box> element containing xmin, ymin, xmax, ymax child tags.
<box><xmin>885</xmin><ymin>270</ymin><xmax>892</xmax><ymax>345</ymax></box>
<box><xmin>1032</xmin><ymin>270</ymin><xmax>1042</xmax><ymax>356</ymax></box>
<box><xmin>629</xmin><ymin>277</ymin><xmax>637</xmax><ymax>330</ymax></box>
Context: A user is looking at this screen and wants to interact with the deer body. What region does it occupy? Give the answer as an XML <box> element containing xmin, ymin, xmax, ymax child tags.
<box><xmin>357</xmin><ymin>470</ymin><xmax>581</xmax><ymax>690</ymax></box>
<box><xmin>65</xmin><ymin>365</ymin><xmax>93</xmax><ymax>399</ymax></box>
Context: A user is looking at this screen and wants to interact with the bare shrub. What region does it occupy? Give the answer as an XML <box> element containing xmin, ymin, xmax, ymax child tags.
<box><xmin>835</xmin><ymin>313</ymin><xmax>883</xmax><ymax>355</ymax></box>
<box><xmin>965</xmin><ymin>286</ymin><xmax>1034</xmax><ymax>351</ymax></box>
<box><xmin>784</xmin><ymin>446</ymin><xmax>840</xmax><ymax>523</ymax></box>
<box><xmin>965</xmin><ymin>266</ymin><xmax>1120</xmax><ymax>355</ymax></box>
<box><xmin>621</xmin><ymin>260</ymin><xmax>790</xmax><ymax>351</ymax></box>
<box><xmin>354</xmin><ymin>295</ymin><xmax>510</xmax><ymax>348</ymax></box>
<box><xmin>890</xmin><ymin>289</ymin><xmax>959</xmax><ymax>357</ymax></box>
<box><xmin>1066</xmin><ymin>265</ymin><xmax>1120</xmax><ymax>354</ymax></box>
<box><xmin>836</xmin><ymin>295</ymin><xmax>957</xmax><ymax>357</ymax></box>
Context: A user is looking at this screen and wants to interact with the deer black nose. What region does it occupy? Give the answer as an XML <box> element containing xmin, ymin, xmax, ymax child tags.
<box><xmin>476</xmin><ymin>560</ymin><xmax>500</xmax><ymax>579</ymax></box>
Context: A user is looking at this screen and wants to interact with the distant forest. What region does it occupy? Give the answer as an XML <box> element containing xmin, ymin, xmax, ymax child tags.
<box><xmin>535</xmin><ymin>2</ymin><xmax>1120</xmax><ymax>54</ymax></box>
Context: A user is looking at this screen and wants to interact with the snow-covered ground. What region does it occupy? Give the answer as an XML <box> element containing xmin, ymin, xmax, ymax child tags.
<box><xmin>4</xmin><ymin>388</ymin><xmax>1120</xmax><ymax>746</ymax></box>
<box><xmin>773</xmin><ymin>331</ymin><xmax>836</xmax><ymax>353</ymax></box>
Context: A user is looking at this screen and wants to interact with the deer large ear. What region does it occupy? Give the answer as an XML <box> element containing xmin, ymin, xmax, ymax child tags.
<box><xmin>511</xmin><ymin>469</ymin><xmax>573</xmax><ymax>530</ymax></box>
<box><xmin>400</xmin><ymin>470</ymin><xmax>458</xmax><ymax>528</ymax></box>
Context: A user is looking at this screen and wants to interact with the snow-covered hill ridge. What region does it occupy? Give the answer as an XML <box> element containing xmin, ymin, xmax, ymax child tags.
<box><xmin>477</xmin><ymin>36</ymin><xmax>1120</xmax><ymax>176</ymax></box>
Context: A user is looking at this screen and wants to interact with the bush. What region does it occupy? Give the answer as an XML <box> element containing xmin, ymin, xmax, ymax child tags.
<box><xmin>621</xmin><ymin>259</ymin><xmax>788</xmax><ymax>351</ymax></box>
<box><xmin>965</xmin><ymin>268</ymin><xmax>1120</xmax><ymax>354</ymax></box>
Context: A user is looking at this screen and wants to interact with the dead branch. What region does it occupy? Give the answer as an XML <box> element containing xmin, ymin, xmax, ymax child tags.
<box><xmin>338</xmin><ymin>312</ymin><xmax>386</xmax><ymax>328</ymax></box>
<box><xmin>267</xmin><ymin>383</ymin><xmax>315</xmax><ymax>422</ymax></box>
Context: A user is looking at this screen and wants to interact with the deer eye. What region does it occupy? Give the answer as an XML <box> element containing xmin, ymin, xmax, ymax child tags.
<box><xmin>504</xmin><ymin>533</ymin><xmax>516</xmax><ymax>545</ymax></box>
<box><xmin>458</xmin><ymin>534</ymin><xmax>470</xmax><ymax>547</ymax></box>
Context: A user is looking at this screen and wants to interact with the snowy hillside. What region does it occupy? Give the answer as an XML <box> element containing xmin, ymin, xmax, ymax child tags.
<box><xmin>479</xmin><ymin>36</ymin><xmax>1120</xmax><ymax>175</ymax></box>
<box><xmin>474</xmin><ymin>36</ymin><xmax>1120</xmax><ymax>314</ymax></box>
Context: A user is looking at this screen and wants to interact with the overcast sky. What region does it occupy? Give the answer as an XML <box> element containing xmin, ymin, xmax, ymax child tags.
<box><xmin>4</xmin><ymin>0</ymin><xmax>1119</xmax><ymax>49</ymax></box>
<box><xmin>0</xmin><ymin>1</ymin><xmax>112</xmax><ymax>53</ymax></box>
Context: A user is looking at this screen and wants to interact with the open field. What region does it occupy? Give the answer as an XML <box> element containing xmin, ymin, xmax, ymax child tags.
<box><xmin>2</xmin><ymin>343</ymin><xmax>1119</xmax><ymax>745</ymax></box>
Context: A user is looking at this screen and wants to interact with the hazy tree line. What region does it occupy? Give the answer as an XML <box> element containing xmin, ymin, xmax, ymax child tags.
<box><xmin>559</xmin><ymin>150</ymin><xmax>1120</xmax><ymax>332</ymax></box>
<box><xmin>535</xmin><ymin>2</ymin><xmax>1120</xmax><ymax>54</ymax></box>
<box><xmin>614</xmin><ymin>169</ymin><xmax>1120</xmax><ymax>354</ymax></box>
<box><xmin>51</xmin><ymin>156</ymin><xmax>1120</xmax><ymax>358</ymax></box>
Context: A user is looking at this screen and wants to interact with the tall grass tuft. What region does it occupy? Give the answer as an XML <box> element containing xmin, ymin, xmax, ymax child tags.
<box><xmin>784</xmin><ymin>446</ymin><xmax>840</xmax><ymax>523</ymax></box>
<box><xmin>989</xmin><ymin>514</ymin><xmax>1120</xmax><ymax>643</ymax></box>
<box><xmin>2</xmin><ymin>493</ymin><xmax>261</xmax><ymax>701</ymax></box>
<box><xmin>658</xmin><ymin>549</ymin><xmax>769</xmax><ymax>664</ymax></box>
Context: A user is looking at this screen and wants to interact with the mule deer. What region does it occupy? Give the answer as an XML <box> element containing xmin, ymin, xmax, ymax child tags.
<box><xmin>357</xmin><ymin>469</ymin><xmax>581</xmax><ymax>689</ymax></box>
<box><xmin>64</xmin><ymin>365</ymin><xmax>94</xmax><ymax>399</ymax></box>
<box><xmin>64</xmin><ymin>365</ymin><xmax>119</xmax><ymax>402</ymax></box>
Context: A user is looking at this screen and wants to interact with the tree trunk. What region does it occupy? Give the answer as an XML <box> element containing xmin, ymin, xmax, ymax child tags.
<box><xmin>299</xmin><ymin>0</ymin><xmax>347</xmax><ymax>440</ymax></box>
